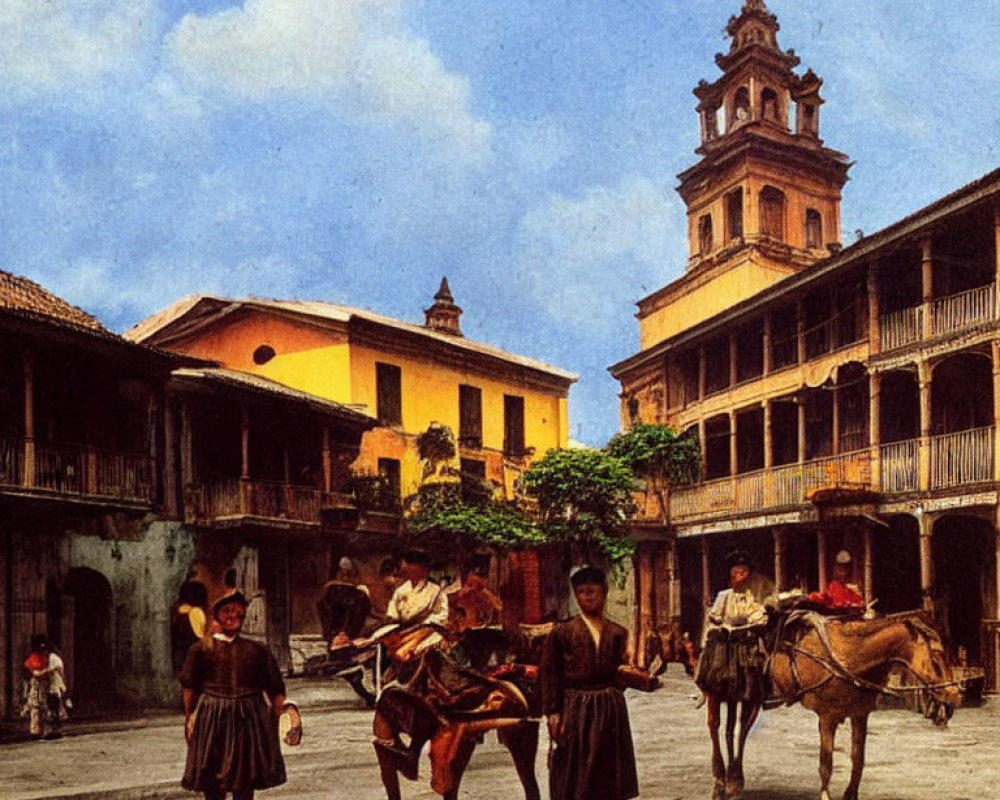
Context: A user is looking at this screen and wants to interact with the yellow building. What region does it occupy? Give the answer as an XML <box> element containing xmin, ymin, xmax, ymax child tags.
<box><xmin>612</xmin><ymin>0</ymin><xmax>1000</xmax><ymax>694</ymax></box>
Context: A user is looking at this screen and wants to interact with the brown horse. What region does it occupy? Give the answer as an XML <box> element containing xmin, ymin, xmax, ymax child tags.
<box><xmin>769</xmin><ymin>611</ymin><xmax>960</xmax><ymax>800</ymax></box>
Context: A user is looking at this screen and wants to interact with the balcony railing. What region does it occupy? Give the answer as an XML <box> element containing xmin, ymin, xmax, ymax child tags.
<box><xmin>880</xmin><ymin>439</ymin><xmax>918</xmax><ymax>493</ymax></box>
<box><xmin>880</xmin><ymin>306</ymin><xmax>923</xmax><ymax>351</ymax></box>
<box><xmin>0</xmin><ymin>437</ymin><xmax>154</xmax><ymax>504</ymax></box>
<box><xmin>931</xmin><ymin>426</ymin><xmax>994</xmax><ymax>489</ymax></box>
<box><xmin>932</xmin><ymin>283</ymin><xmax>996</xmax><ymax>337</ymax></box>
<box><xmin>187</xmin><ymin>478</ymin><xmax>352</xmax><ymax>525</ymax></box>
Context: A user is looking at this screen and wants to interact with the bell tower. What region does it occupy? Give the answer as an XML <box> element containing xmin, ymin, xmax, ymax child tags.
<box><xmin>677</xmin><ymin>0</ymin><xmax>851</xmax><ymax>275</ymax></box>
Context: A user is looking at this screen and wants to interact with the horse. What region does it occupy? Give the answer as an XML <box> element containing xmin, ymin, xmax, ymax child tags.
<box><xmin>768</xmin><ymin>610</ymin><xmax>960</xmax><ymax>800</ymax></box>
<box><xmin>372</xmin><ymin>626</ymin><xmax>546</xmax><ymax>800</ymax></box>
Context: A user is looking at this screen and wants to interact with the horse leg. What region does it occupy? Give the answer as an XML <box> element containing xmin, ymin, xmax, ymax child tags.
<box><xmin>707</xmin><ymin>696</ymin><xmax>726</xmax><ymax>800</ymax></box>
<box><xmin>841</xmin><ymin>714</ymin><xmax>868</xmax><ymax>800</ymax></box>
<box><xmin>499</xmin><ymin>722</ymin><xmax>541</xmax><ymax>800</ymax></box>
<box><xmin>817</xmin><ymin>715</ymin><xmax>839</xmax><ymax>800</ymax></box>
<box><xmin>430</xmin><ymin>726</ymin><xmax>477</xmax><ymax>800</ymax></box>
<box><xmin>723</xmin><ymin>700</ymin><xmax>739</xmax><ymax>794</ymax></box>
<box><xmin>373</xmin><ymin>712</ymin><xmax>403</xmax><ymax>800</ymax></box>
<box><xmin>727</xmin><ymin>702</ymin><xmax>760</xmax><ymax>800</ymax></box>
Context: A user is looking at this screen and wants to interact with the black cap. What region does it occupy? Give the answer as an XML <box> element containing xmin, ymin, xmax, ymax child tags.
<box><xmin>212</xmin><ymin>590</ymin><xmax>249</xmax><ymax>618</ymax></box>
<box><xmin>725</xmin><ymin>549</ymin><xmax>751</xmax><ymax>570</ymax></box>
<box><xmin>570</xmin><ymin>566</ymin><xmax>607</xmax><ymax>588</ymax></box>
<box><xmin>401</xmin><ymin>549</ymin><xmax>432</xmax><ymax>568</ymax></box>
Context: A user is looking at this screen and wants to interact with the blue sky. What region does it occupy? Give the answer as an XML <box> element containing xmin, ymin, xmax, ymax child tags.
<box><xmin>1</xmin><ymin>0</ymin><xmax>998</xmax><ymax>446</ymax></box>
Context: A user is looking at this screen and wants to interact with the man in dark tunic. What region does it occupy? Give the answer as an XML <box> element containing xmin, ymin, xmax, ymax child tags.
<box><xmin>180</xmin><ymin>591</ymin><xmax>287</xmax><ymax>800</ymax></box>
<box><xmin>541</xmin><ymin>566</ymin><xmax>639</xmax><ymax>800</ymax></box>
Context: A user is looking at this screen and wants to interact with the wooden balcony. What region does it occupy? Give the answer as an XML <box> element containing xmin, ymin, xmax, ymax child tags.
<box><xmin>668</xmin><ymin>429</ymin><xmax>997</xmax><ymax>526</ymax></box>
<box><xmin>880</xmin><ymin>284</ymin><xmax>996</xmax><ymax>352</ymax></box>
<box><xmin>0</xmin><ymin>437</ymin><xmax>154</xmax><ymax>505</ymax></box>
<box><xmin>186</xmin><ymin>478</ymin><xmax>353</xmax><ymax>528</ymax></box>
<box><xmin>931</xmin><ymin>426</ymin><xmax>994</xmax><ymax>489</ymax></box>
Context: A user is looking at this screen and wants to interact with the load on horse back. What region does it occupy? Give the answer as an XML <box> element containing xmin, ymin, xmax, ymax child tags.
<box><xmin>768</xmin><ymin>608</ymin><xmax>960</xmax><ymax>800</ymax></box>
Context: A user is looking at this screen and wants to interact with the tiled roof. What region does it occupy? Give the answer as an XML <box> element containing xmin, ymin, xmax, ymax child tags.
<box><xmin>0</xmin><ymin>270</ymin><xmax>105</xmax><ymax>331</ymax></box>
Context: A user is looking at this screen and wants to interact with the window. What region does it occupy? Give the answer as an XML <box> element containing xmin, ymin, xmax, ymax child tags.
<box><xmin>805</xmin><ymin>209</ymin><xmax>823</xmax><ymax>249</ymax></box>
<box><xmin>726</xmin><ymin>189</ymin><xmax>743</xmax><ymax>241</ymax></box>
<box><xmin>503</xmin><ymin>395</ymin><xmax>526</xmax><ymax>457</ymax></box>
<box><xmin>761</xmin><ymin>87</ymin><xmax>779</xmax><ymax>122</ymax></box>
<box><xmin>732</xmin><ymin>87</ymin><xmax>750</xmax><ymax>127</ymax></box>
<box><xmin>760</xmin><ymin>186</ymin><xmax>786</xmax><ymax>241</ymax></box>
<box><xmin>704</xmin><ymin>335</ymin><xmax>731</xmax><ymax>396</ymax></box>
<box><xmin>377</xmin><ymin>458</ymin><xmax>401</xmax><ymax>507</ymax></box>
<box><xmin>376</xmin><ymin>362</ymin><xmax>402</xmax><ymax>426</ymax></box>
<box><xmin>458</xmin><ymin>384</ymin><xmax>483</xmax><ymax>448</ymax></box>
<box><xmin>698</xmin><ymin>214</ymin><xmax>714</xmax><ymax>255</ymax></box>
<box><xmin>735</xmin><ymin>319</ymin><xmax>764</xmax><ymax>383</ymax></box>
<box><xmin>770</xmin><ymin>304</ymin><xmax>798</xmax><ymax>370</ymax></box>
<box><xmin>252</xmin><ymin>345</ymin><xmax>276</xmax><ymax>365</ymax></box>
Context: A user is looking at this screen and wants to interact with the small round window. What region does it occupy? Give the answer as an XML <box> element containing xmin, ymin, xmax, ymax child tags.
<box><xmin>253</xmin><ymin>345</ymin><xmax>276</xmax><ymax>365</ymax></box>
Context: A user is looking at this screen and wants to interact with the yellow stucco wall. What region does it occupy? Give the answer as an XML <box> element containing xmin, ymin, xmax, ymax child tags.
<box><xmin>167</xmin><ymin>312</ymin><xmax>569</xmax><ymax>499</ymax></box>
<box><xmin>638</xmin><ymin>258</ymin><xmax>792</xmax><ymax>348</ymax></box>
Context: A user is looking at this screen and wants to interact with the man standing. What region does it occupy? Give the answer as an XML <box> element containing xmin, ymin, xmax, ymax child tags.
<box><xmin>23</xmin><ymin>634</ymin><xmax>68</xmax><ymax>740</ymax></box>
<box><xmin>180</xmin><ymin>591</ymin><xmax>286</xmax><ymax>800</ymax></box>
<box><xmin>541</xmin><ymin>566</ymin><xmax>639</xmax><ymax>800</ymax></box>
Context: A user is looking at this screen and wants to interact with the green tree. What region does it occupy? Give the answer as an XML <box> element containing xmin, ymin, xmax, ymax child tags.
<box><xmin>606</xmin><ymin>423</ymin><xmax>700</xmax><ymax>523</ymax></box>
<box><xmin>521</xmin><ymin>447</ymin><xmax>638</xmax><ymax>564</ymax></box>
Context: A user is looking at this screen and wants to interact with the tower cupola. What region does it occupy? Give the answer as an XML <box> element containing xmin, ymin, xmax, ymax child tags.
<box><xmin>423</xmin><ymin>277</ymin><xmax>463</xmax><ymax>336</ymax></box>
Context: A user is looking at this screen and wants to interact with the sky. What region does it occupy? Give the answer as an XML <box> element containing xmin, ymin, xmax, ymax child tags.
<box><xmin>1</xmin><ymin>0</ymin><xmax>998</xmax><ymax>447</ymax></box>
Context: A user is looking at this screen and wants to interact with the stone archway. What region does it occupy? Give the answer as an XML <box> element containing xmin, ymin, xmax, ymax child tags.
<box><xmin>63</xmin><ymin>567</ymin><xmax>114</xmax><ymax>715</ymax></box>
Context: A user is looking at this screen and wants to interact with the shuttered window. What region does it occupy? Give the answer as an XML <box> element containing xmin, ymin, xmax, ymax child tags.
<box><xmin>376</xmin><ymin>363</ymin><xmax>402</xmax><ymax>426</ymax></box>
<box><xmin>503</xmin><ymin>395</ymin><xmax>526</xmax><ymax>457</ymax></box>
<box><xmin>459</xmin><ymin>384</ymin><xmax>483</xmax><ymax>448</ymax></box>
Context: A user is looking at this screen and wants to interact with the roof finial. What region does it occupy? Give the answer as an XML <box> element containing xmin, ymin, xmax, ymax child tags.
<box><xmin>424</xmin><ymin>277</ymin><xmax>463</xmax><ymax>336</ymax></box>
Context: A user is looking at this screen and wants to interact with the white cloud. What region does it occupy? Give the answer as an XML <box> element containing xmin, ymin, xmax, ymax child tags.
<box><xmin>0</xmin><ymin>1</ymin><xmax>156</xmax><ymax>99</ymax></box>
<box><xmin>516</xmin><ymin>176</ymin><xmax>686</xmax><ymax>333</ymax></box>
<box><xmin>167</xmin><ymin>0</ymin><xmax>490</xmax><ymax>159</ymax></box>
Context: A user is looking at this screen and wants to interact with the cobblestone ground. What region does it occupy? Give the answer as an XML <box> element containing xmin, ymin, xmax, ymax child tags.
<box><xmin>2</xmin><ymin>669</ymin><xmax>998</xmax><ymax>800</ymax></box>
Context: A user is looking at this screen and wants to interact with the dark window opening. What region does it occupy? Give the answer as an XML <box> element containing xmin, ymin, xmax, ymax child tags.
<box><xmin>459</xmin><ymin>384</ymin><xmax>483</xmax><ymax>449</ymax></box>
<box><xmin>732</xmin><ymin>87</ymin><xmax>750</xmax><ymax>126</ymax></box>
<box><xmin>804</xmin><ymin>290</ymin><xmax>831</xmax><ymax>359</ymax></box>
<box><xmin>698</xmin><ymin>214</ymin><xmax>714</xmax><ymax>255</ymax></box>
<box><xmin>253</xmin><ymin>345</ymin><xmax>276</xmax><ymax>365</ymax></box>
<box><xmin>704</xmin><ymin>416</ymin><xmax>731</xmax><ymax>480</ymax></box>
<box><xmin>760</xmin><ymin>186</ymin><xmax>785</xmax><ymax>241</ymax></box>
<box><xmin>804</xmin><ymin>390</ymin><xmax>833</xmax><ymax>461</ymax></box>
<box><xmin>378</xmin><ymin>458</ymin><xmax>402</xmax><ymax>505</ymax></box>
<box><xmin>704</xmin><ymin>336</ymin><xmax>731</xmax><ymax>396</ymax></box>
<box><xmin>805</xmin><ymin>209</ymin><xmax>822</xmax><ymax>249</ymax></box>
<box><xmin>736</xmin><ymin>407</ymin><xmax>765</xmax><ymax>474</ymax></box>
<box><xmin>761</xmin><ymin>87</ymin><xmax>779</xmax><ymax>122</ymax></box>
<box><xmin>770</xmin><ymin>400</ymin><xmax>799</xmax><ymax>466</ymax></box>
<box><xmin>880</xmin><ymin>371</ymin><xmax>919</xmax><ymax>444</ymax></box>
<box><xmin>503</xmin><ymin>395</ymin><xmax>526</xmax><ymax>457</ymax></box>
<box><xmin>878</xmin><ymin>245</ymin><xmax>923</xmax><ymax>315</ymax></box>
<box><xmin>735</xmin><ymin>319</ymin><xmax>764</xmax><ymax>383</ymax></box>
<box><xmin>837</xmin><ymin>366</ymin><xmax>869</xmax><ymax>453</ymax></box>
<box><xmin>726</xmin><ymin>189</ymin><xmax>744</xmax><ymax>241</ymax></box>
<box><xmin>770</xmin><ymin>304</ymin><xmax>798</xmax><ymax>369</ymax></box>
<box><xmin>376</xmin><ymin>362</ymin><xmax>402</xmax><ymax>427</ymax></box>
<box><xmin>834</xmin><ymin>281</ymin><xmax>865</xmax><ymax>348</ymax></box>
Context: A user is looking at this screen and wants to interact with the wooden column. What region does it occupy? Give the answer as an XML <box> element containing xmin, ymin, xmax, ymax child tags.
<box><xmin>918</xmin><ymin>510</ymin><xmax>934</xmax><ymax>612</ymax></box>
<box><xmin>796</xmin><ymin>298</ymin><xmax>807</xmax><ymax>365</ymax></box>
<box><xmin>23</xmin><ymin>351</ymin><xmax>34</xmax><ymax>488</ymax></box>
<box><xmin>817</xmin><ymin>528</ymin><xmax>829</xmax><ymax>591</ymax></box>
<box><xmin>992</xmin><ymin>341</ymin><xmax>1000</xmax><ymax>485</ymax></box>
<box><xmin>797</xmin><ymin>396</ymin><xmax>807</xmax><ymax>464</ymax></box>
<box><xmin>240</xmin><ymin>404</ymin><xmax>251</xmax><ymax>514</ymax></box>
<box><xmin>700</xmin><ymin>537</ymin><xmax>711</xmax><ymax>609</ymax></box>
<box><xmin>867</xmin><ymin>261</ymin><xmax>881</xmax><ymax>355</ymax></box>
<box><xmin>762</xmin><ymin>314</ymin><xmax>773</xmax><ymax>375</ymax></box>
<box><xmin>729</xmin><ymin>332</ymin><xmax>738</xmax><ymax>389</ymax></box>
<box><xmin>772</xmin><ymin>526</ymin><xmax>785</xmax><ymax>592</ymax></box>
<box><xmin>918</xmin><ymin>360</ymin><xmax>932</xmax><ymax>491</ymax></box>
<box><xmin>763</xmin><ymin>401</ymin><xmax>773</xmax><ymax>470</ymax></box>
<box><xmin>148</xmin><ymin>392</ymin><xmax>159</xmax><ymax>504</ymax></box>
<box><xmin>729</xmin><ymin>411</ymin><xmax>737</xmax><ymax>477</ymax></box>
<box><xmin>920</xmin><ymin>236</ymin><xmax>934</xmax><ymax>339</ymax></box>
<box><xmin>869</xmin><ymin>370</ymin><xmax>882</xmax><ymax>491</ymax></box>
<box><xmin>831</xmin><ymin>385</ymin><xmax>840</xmax><ymax>456</ymax></box>
<box><xmin>666</xmin><ymin>539</ymin><xmax>680</xmax><ymax>622</ymax></box>
<box><xmin>179</xmin><ymin>399</ymin><xmax>193</xmax><ymax>492</ymax></box>
<box><xmin>322</xmin><ymin>426</ymin><xmax>333</xmax><ymax>493</ymax></box>
<box><xmin>863</xmin><ymin>523</ymin><xmax>874</xmax><ymax>608</ymax></box>
<box><xmin>162</xmin><ymin>393</ymin><xmax>178</xmax><ymax>518</ymax></box>
<box><xmin>698</xmin><ymin>344</ymin><xmax>707</xmax><ymax>401</ymax></box>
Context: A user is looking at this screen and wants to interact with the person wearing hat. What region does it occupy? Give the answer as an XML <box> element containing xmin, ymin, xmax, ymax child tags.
<box><xmin>540</xmin><ymin>566</ymin><xmax>639</xmax><ymax>800</ymax></box>
<box><xmin>808</xmin><ymin>550</ymin><xmax>864</xmax><ymax>612</ymax></box>
<box><xmin>383</xmin><ymin>549</ymin><xmax>449</xmax><ymax>662</ymax></box>
<box><xmin>179</xmin><ymin>590</ymin><xmax>287</xmax><ymax>800</ymax></box>
<box><xmin>316</xmin><ymin>557</ymin><xmax>376</xmax><ymax>706</ymax></box>
<box><xmin>694</xmin><ymin>549</ymin><xmax>769</xmax><ymax>704</ymax></box>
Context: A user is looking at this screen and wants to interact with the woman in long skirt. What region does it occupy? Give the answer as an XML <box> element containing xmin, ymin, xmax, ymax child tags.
<box><xmin>180</xmin><ymin>591</ymin><xmax>286</xmax><ymax>800</ymax></box>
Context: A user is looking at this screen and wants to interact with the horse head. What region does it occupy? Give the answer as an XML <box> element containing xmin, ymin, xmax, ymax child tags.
<box><xmin>903</xmin><ymin>616</ymin><xmax>960</xmax><ymax>726</ymax></box>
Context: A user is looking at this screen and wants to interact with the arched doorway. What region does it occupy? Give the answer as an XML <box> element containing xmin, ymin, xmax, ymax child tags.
<box><xmin>872</xmin><ymin>515</ymin><xmax>921</xmax><ymax>614</ymax></box>
<box><xmin>63</xmin><ymin>568</ymin><xmax>114</xmax><ymax>715</ymax></box>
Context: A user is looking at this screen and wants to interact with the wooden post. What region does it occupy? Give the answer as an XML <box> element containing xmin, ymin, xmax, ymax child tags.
<box><xmin>700</xmin><ymin>537</ymin><xmax>711</xmax><ymax>610</ymax></box>
<box><xmin>762</xmin><ymin>314</ymin><xmax>772</xmax><ymax>375</ymax></box>
<box><xmin>817</xmin><ymin>528</ymin><xmax>829</xmax><ymax>591</ymax></box>
<box><xmin>918</xmin><ymin>360</ymin><xmax>932</xmax><ymax>491</ymax></box>
<box><xmin>240</xmin><ymin>404</ymin><xmax>251</xmax><ymax>514</ymax></box>
<box><xmin>773</xmin><ymin>526</ymin><xmax>784</xmax><ymax>592</ymax></box>
<box><xmin>796</xmin><ymin>298</ymin><xmax>807</xmax><ymax>365</ymax></box>
<box><xmin>322</xmin><ymin>426</ymin><xmax>333</xmax><ymax>493</ymax></box>
<box><xmin>832</xmin><ymin>384</ymin><xmax>840</xmax><ymax>456</ymax></box>
<box><xmin>729</xmin><ymin>411</ymin><xmax>737</xmax><ymax>477</ymax></box>
<box><xmin>920</xmin><ymin>236</ymin><xmax>934</xmax><ymax>339</ymax></box>
<box><xmin>666</xmin><ymin>539</ymin><xmax>679</xmax><ymax>622</ymax></box>
<box><xmin>867</xmin><ymin>261</ymin><xmax>881</xmax><ymax>355</ymax></box>
<box><xmin>869</xmin><ymin>370</ymin><xmax>882</xmax><ymax>491</ymax></box>
<box><xmin>763</xmin><ymin>401</ymin><xmax>774</xmax><ymax>506</ymax></box>
<box><xmin>698</xmin><ymin>344</ymin><xmax>707</xmax><ymax>401</ymax></box>
<box><xmin>797</xmin><ymin>396</ymin><xmax>807</xmax><ymax>464</ymax></box>
<box><xmin>23</xmin><ymin>351</ymin><xmax>34</xmax><ymax>488</ymax></box>
<box><xmin>863</xmin><ymin>523</ymin><xmax>874</xmax><ymax>607</ymax></box>
<box><xmin>918</xmin><ymin>509</ymin><xmax>934</xmax><ymax>613</ymax></box>
<box><xmin>163</xmin><ymin>392</ymin><xmax>178</xmax><ymax>518</ymax></box>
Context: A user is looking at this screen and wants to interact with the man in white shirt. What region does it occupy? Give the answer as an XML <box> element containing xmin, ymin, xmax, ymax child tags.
<box><xmin>385</xmin><ymin>549</ymin><xmax>448</xmax><ymax>660</ymax></box>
